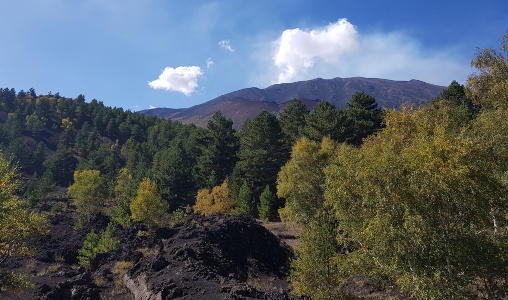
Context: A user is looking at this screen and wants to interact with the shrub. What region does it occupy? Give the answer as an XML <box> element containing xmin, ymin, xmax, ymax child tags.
<box><xmin>78</xmin><ymin>223</ymin><xmax>119</xmax><ymax>266</ymax></box>
<box><xmin>193</xmin><ymin>180</ymin><xmax>232</xmax><ymax>216</ymax></box>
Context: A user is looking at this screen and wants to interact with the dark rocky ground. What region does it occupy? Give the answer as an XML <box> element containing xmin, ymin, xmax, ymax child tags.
<box><xmin>2</xmin><ymin>196</ymin><xmax>412</xmax><ymax>300</ymax></box>
<box><xmin>2</xmin><ymin>196</ymin><xmax>301</xmax><ymax>300</ymax></box>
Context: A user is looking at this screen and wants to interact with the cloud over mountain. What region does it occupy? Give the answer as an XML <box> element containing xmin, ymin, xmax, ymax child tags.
<box><xmin>272</xmin><ymin>19</ymin><xmax>468</xmax><ymax>85</ymax></box>
<box><xmin>274</xmin><ymin>19</ymin><xmax>358</xmax><ymax>83</ymax></box>
<box><xmin>148</xmin><ymin>66</ymin><xmax>203</xmax><ymax>96</ymax></box>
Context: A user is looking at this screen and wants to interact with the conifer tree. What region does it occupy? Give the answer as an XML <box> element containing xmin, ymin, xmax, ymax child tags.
<box><xmin>197</xmin><ymin>112</ymin><xmax>239</xmax><ymax>188</ymax></box>
<box><xmin>342</xmin><ymin>92</ymin><xmax>383</xmax><ymax>146</ymax></box>
<box><xmin>258</xmin><ymin>185</ymin><xmax>277</xmax><ymax>221</ymax></box>
<box><xmin>279</xmin><ymin>99</ymin><xmax>308</xmax><ymax>146</ymax></box>
<box><xmin>233</xmin><ymin>181</ymin><xmax>255</xmax><ymax>217</ymax></box>
<box><xmin>234</xmin><ymin>110</ymin><xmax>287</xmax><ymax>205</ymax></box>
<box><xmin>302</xmin><ymin>101</ymin><xmax>343</xmax><ymax>142</ymax></box>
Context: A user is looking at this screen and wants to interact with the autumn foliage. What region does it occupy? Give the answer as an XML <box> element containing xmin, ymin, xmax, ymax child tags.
<box><xmin>193</xmin><ymin>180</ymin><xmax>232</xmax><ymax>216</ymax></box>
<box><xmin>130</xmin><ymin>178</ymin><xmax>168</xmax><ymax>227</ymax></box>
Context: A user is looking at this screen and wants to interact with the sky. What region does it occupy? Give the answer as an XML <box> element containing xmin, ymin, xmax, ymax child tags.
<box><xmin>0</xmin><ymin>0</ymin><xmax>506</xmax><ymax>110</ymax></box>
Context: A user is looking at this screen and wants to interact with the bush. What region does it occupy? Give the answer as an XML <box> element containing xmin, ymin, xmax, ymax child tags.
<box><xmin>78</xmin><ymin>223</ymin><xmax>119</xmax><ymax>266</ymax></box>
<box><xmin>169</xmin><ymin>208</ymin><xmax>187</xmax><ymax>227</ymax></box>
<box><xmin>193</xmin><ymin>180</ymin><xmax>232</xmax><ymax>216</ymax></box>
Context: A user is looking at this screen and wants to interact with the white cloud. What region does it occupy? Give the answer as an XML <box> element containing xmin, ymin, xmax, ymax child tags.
<box><xmin>218</xmin><ymin>40</ymin><xmax>235</xmax><ymax>52</ymax></box>
<box><xmin>274</xmin><ymin>19</ymin><xmax>357</xmax><ymax>83</ymax></box>
<box><xmin>206</xmin><ymin>57</ymin><xmax>214</xmax><ymax>68</ymax></box>
<box><xmin>148</xmin><ymin>66</ymin><xmax>203</xmax><ymax>96</ymax></box>
<box><xmin>271</xmin><ymin>19</ymin><xmax>469</xmax><ymax>85</ymax></box>
<box><xmin>148</xmin><ymin>105</ymin><xmax>157</xmax><ymax>109</ymax></box>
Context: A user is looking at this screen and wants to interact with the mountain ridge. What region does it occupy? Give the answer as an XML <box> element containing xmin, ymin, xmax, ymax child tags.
<box><xmin>140</xmin><ymin>77</ymin><xmax>445</xmax><ymax>129</ymax></box>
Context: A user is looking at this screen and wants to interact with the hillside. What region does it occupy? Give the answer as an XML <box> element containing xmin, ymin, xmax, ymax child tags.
<box><xmin>140</xmin><ymin>77</ymin><xmax>444</xmax><ymax>129</ymax></box>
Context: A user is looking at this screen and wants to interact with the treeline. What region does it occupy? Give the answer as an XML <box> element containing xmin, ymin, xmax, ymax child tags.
<box><xmin>0</xmin><ymin>80</ymin><xmax>385</xmax><ymax>290</ymax></box>
<box><xmin>280</xmin><ymin>38</ymin><xmax>507</xmax><ymax>299</ymax></box>
<box><xmin>0</xmin><ymin>87</ymin><xmax>382</xmax><ymax>220</ymax></box>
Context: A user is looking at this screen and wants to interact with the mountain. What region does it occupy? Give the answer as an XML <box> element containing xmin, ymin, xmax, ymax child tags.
<box><xmin>140</xmin><ymin>77</ymin><xmax>445</xmax><ymax>129</ymax></box>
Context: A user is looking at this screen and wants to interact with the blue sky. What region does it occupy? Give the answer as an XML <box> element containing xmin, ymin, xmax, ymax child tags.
<box><xmin>0</xmin><ymin>0</ymin><xmax>506</xmax><ymax>110</ymax></box>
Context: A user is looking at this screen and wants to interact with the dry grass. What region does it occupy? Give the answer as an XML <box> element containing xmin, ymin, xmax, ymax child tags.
<box><xmin>136</xmin><ymin>247</ymin><xmax>159</xmax><ymax>257</ymax></box>
<box><xmin>261</xmin><ymin>220</ymin><xmax>302</xmax><ymax>250</ymax></box>
<box><xmin>93</xmin><ymin>275</ymin><xmax>108</xmax><ymax>287</ymax></box>
<box><xmin>111</xmin><ymin>261</ymin><xmax>133</xmax><ymax>295</ymax></box>
<box><xmin>37</xmin><ymin>263</ymin><xmax>64</xmax><ymax>276</ymax></box>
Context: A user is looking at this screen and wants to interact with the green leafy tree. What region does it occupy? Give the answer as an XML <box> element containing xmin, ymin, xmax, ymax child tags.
<box><xmin>24</xmin><ymin>112</ymin><xmax>46</xmax><ymax>135</ymax></box>
<box><xmin>130</xmin><ymin>178</ymin><xmax>168</xmax><ymax>227</ymax></box>
<box><xmin>0</xmin><ymin>151</ymin><xmax>48</xmax><ymax>291</ymax></box>
<box><xmin>258</xmin><ymin>185</ymin><xmax>277</xmax><ymax>222</ymax></box>
<box><xmin>324</xmin><ymin>103</ymin><xmax>507</xmax><ymax>299</ymax></box>
<box><xmin>277</xmin><ymin>137</ymin><xmax>335</xmax><ymax>224</ymax></box>
<box><xmin>113</xmin><ymin>168</ymin><xmax>137</xmax><ymax>228</ymax></box>
<box><xmin>67</xmin><ymin>170</ymin><xmax>107</xmax><ymax>226</ymax></box>
<box><xmin>466</xmin><ymin>33</ymin><xmax>508</xmax><ymax>109</ymax></box>
<box><xmin>289</xmin><ymin>213</ymin><xmax>344</xmax><ymax>300</ymax></box>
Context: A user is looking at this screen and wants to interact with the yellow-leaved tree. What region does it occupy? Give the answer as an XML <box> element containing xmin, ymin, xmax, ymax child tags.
<box><xmin>0</xmin><ymin>151</ymin><xmax>48</xmax><ymax>291</ymax></box>
<box><xmin>285</xmin><ymin>35</ymin><xmax>508</xmax><ymax>299</ymax></box>
<box><xmin>130</xmin><ymin>178</ymin><xmax>168</xmax><ymax>227</ymax></box>
<box><xmin>277</xmin><ymin>137</ymin><xmax>335</xmax><ymax>224</ymax></box>
<box><xmin>194</xmin><ymin>180</ymin><xmax>232</xmax><ymax>216</ymax></box>
<box><xmin>67</xmin><ymin>170</ymin><xmax>106</xmax><ymax>226</ymax></box>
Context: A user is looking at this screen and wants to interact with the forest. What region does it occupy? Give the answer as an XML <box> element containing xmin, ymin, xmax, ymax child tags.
<box><xmin>0</xmin><ymin>36</ymin><xmax>507</xmax><ymax>299</ymax></box>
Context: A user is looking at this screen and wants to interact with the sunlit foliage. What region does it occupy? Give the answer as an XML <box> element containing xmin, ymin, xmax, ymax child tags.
<box><xmin>130</xmin><ymin>178</ymin><xmax>168</xmax><ymax>227</ymax></box>
<box><xmin>0</xmin><ymin>151</ymin><xmax>48</xmax><ymax>291</ymax></box>
<box><xmin>194</xmin><ymin>180</ymin><xmax>232</xmax><ymax>216</ymax></box>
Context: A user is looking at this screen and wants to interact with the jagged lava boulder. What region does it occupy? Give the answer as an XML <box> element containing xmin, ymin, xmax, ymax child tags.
<box><xmin>113</xmin><ymin>214</ymin><xmax>296</xmax><ymax>299</ymax></box>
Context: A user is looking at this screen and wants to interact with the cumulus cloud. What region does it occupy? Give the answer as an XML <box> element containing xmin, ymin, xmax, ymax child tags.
<box><xmin>206</xmin><ymin>57</ymin><xmax>214</xmax><ymax>68</ymax></box>
<box><xmin>148</xmin><ymin>105</ymin><xmax>157</xmax><ymax>109</ymax></box>
<box><xmin>148</xmin><ymin>66</ymin><xmax>203</xmax><ymax>96</ymax></box>
<box><xmin>218</xmin><ymin>40</ymin><xmax>235</xmax><ymax>52</ymax></box>
<box><xmin>274</xmin><ymin>19</ymin><xmax>357</xmax><ymax>83</ymax></box>
<box><xmin>271</xmin><ymin>19</ymin><xmax>468</xmax><ymax>85</ymax></box>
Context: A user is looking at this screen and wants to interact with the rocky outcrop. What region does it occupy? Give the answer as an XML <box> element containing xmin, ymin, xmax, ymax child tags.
<box><xmin>118</xmin><ymin>215</ymin><xmax>296</xmax><ymax>299</ymax></box>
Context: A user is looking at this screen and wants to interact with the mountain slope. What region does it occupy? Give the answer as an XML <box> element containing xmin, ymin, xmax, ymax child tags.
<box><xmin>140</xmin><ymin>77</ymin><xmax>445</xmax><ymax>129</ymax></box>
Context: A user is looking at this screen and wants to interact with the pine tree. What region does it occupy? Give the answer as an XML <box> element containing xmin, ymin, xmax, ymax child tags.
<box><xmin>279</xmin><ymin>99</ymin><xmax>308</xmax><ymax>146</ymax></box>
<box><xmin>234</xmin><ymin>110</ymin><xmax>287</xmax><ymax>205</ymax></box>
<box><xmin>233</xmin><ymin>181</ymin><xmax>255</xmax><ymax>217</ymax></box>
<box><xmin>343</xmin><ymin>92</ymin><xmax>383</xmax><ymax>146</ymax></box>
<box><xmin>197</xmin><ymin>112</ymin><xmax>239</xmax><ymax>188</ymax></box>
<box><xmin>302</xmin><ymin>101</ymin><xmax>343</xmax><ymax>142</ymax></box>
<box><xmin>258</xmin><ymin>185</ymin><xmax>277</xmax><ymax>221</ymax></box>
